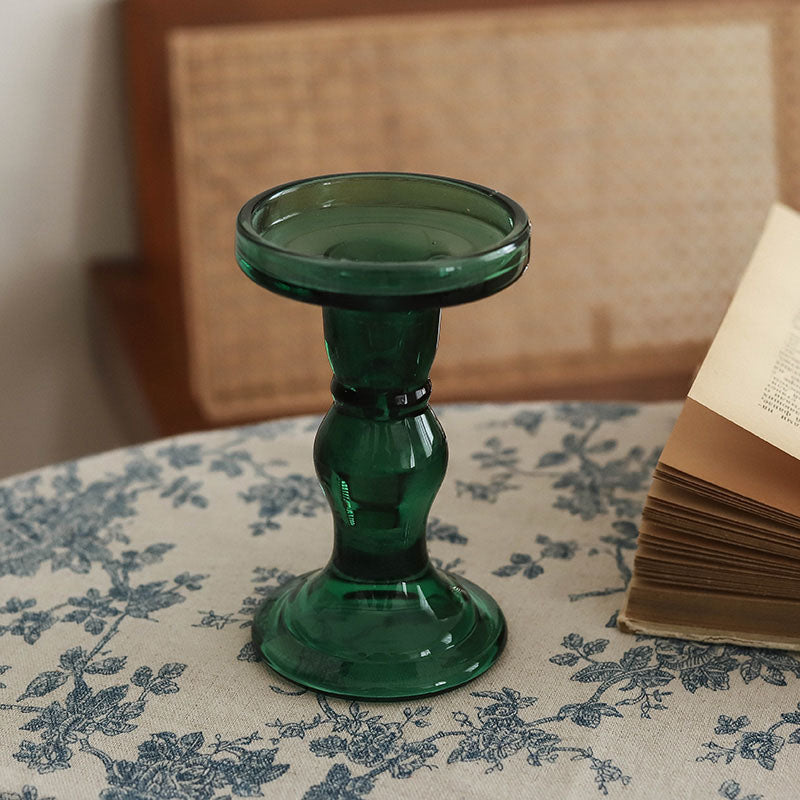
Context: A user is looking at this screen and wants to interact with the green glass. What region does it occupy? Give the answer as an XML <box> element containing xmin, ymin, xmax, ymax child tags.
<box><xmin>236</xmin><ymin>173</ymin><xmax>530</xmax><ymax>699</ymax></box>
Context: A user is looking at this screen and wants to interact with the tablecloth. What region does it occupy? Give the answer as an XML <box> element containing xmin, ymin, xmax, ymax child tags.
<box><xmin>1</xmin><ymin>401</ymin><xmax>797</xmax><ymax>799</ymax></box>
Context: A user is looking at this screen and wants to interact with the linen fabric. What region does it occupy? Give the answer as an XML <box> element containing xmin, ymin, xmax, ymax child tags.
<box><xmin>1</xmin><ymin>402</ymin><xmax>795</xmax><ymax>799</ymax></box>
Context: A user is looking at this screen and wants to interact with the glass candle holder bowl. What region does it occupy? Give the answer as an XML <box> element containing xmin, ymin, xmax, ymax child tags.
<box><xmin>236</xmin><ymin>172</ymin><xmax>530</xmax><ymax>699</ymax></box>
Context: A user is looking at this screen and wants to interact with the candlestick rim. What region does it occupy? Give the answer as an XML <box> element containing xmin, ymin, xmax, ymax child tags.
<box><xmin>235</xmin><ymin>171</ymin><xmax>530</xmax><ymax>309</ymax></box>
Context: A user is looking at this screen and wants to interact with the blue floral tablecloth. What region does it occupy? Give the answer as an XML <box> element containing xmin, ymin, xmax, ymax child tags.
<box><xmin>1</xmin><ymin>401</ymin><xmax>797</xmax><ymax>799</ymax></box>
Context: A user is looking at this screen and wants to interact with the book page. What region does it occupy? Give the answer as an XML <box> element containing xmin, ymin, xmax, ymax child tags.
<box><xmin>659</xmin><ymin>399</ymin><xmax>800</xmax><ymax>518</ymax></box>
<box><xmin>688</xmin><ymin>203</ymin><xmax>800</xmax><ymax>460</ymax></box>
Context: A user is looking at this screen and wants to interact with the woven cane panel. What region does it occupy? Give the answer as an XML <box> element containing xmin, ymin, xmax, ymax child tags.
<box><xmin>168</xmin><ymin>2</ymin><xmax>783</xmax><ymax>421</ymax></box>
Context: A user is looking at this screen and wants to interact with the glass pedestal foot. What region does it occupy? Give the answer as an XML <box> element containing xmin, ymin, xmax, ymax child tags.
<box><xmin>252</xmin><ymin>566</ymin><xmax>506</xmax><ymax>699</ymax></box>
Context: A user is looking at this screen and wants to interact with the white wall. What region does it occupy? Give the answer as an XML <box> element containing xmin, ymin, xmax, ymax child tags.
<box><xmin>0</xmin><ymin>0</ymin><xmax>134</xmax><ymax>478</ymax></box>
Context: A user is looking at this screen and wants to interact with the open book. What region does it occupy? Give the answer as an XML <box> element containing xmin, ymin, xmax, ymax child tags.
<box><xmin>619</xmin><ymin>203</ymin><xmax>800</xmax><ymax>650</ymax></box>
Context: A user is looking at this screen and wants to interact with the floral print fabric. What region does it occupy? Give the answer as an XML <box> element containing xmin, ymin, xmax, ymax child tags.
<box><xmin>0</xmin><ymin>402</ymin><xmax>794</xmax><ymax>799</ymax></box>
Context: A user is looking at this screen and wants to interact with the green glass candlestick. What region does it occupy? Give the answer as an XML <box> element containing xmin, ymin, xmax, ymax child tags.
<box><xmin>236</xmin><ymin>173</ymin><xmax>530</xmax><ymax>699</ymax></box>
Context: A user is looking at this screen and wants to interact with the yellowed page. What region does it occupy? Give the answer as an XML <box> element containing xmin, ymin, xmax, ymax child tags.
<box><xmin>619</xmin><ymin>578</ymin><xmax>800</xmax><ymax>650</ymax></box>
<box><xmin>688</xmin><ymin>202</ymin><xmax>800</xmax><ymax>459</ymax></box>
<box><xmin>659</xmin><ymin>399</ymin><xmax>800</xmax><ymax>518</ymax></box>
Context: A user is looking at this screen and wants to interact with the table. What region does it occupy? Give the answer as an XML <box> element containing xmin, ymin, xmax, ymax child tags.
<box><xmin>0</xmin><ymin>401</ymin><xmax>795</xmax><ymax>799</ymax></box>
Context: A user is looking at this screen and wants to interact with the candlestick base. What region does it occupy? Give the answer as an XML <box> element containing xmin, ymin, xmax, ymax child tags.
<box><xmin>252</xmin><ymin>565</ymin><xmax>506</xmax><ymax>699</ymax></box>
